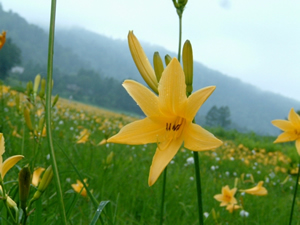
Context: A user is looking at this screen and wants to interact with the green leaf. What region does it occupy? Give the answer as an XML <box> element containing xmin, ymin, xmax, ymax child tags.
<box><xmin>90</xmin><ymin>201</ymin><xmax>110</xmax><ymax>225</ymax></box>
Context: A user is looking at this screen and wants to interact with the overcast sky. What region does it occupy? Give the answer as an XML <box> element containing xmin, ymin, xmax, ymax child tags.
<box><xmin>2</xmin><ymin>0</ymin><xmax>300</xmax><ymax>101</ymax></box>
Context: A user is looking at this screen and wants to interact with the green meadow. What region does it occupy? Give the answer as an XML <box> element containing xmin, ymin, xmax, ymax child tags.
<box><xmin>1</xmin><ymin>83</ymin><xmax>300</xmax><ymax>224</ymax></box>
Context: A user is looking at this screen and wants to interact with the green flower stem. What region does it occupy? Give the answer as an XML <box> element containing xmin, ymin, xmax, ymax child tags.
<box><xmin>160</xmin><ymin>167</ymin><xmax>167</xmax><ymax>225</ymax></box>
<box><xmin>177</xmin><ymin>14</ymin><xmax>183</xmax><ymax>62</ymax></box>
<box><xmin>289</xmin><ymin>157</ymin><xmax>300</xmax><ymax>225</ymax></box>
<box><xmin>193</xmin><ymin>151</ymin><xmax>204</xmax><ymax>225</ymax></box>
<box><xmin>45</xmin><ymin>0</ymin><xmax>67</xmax><ymax>224</ymax></box>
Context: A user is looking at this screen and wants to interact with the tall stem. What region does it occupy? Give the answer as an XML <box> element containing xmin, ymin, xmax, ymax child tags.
<box><xmin>45</xmin><ymin>0</ymin><xmax>67</xmax><ymax>224</ymax></box>
<box><xmin>160</xmin><ymin>167</ymin><xmax>167</xmax><ymax>225</ymax></box>
<box><xmin>177</xmin><ymin>14</ymin><xmax>183</xmax><ymax>62</ymax></box>
<box><xmin>289</xmin><ymin>157</ymin><xmax>300</xmax><ymax>225</ymax></box>
<box><xmin>193</xmin><ymin>151</ymin><xmax>204</xmax><ymax>225</ymax></box>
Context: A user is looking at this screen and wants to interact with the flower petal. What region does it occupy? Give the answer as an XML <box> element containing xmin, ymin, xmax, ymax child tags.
<box><xmin>0</xmin><ymin>133</ymin><xmax>4</xmax><ymax>172</ymax></box>
<box><xmin>185</xmin><ymin>86</ymin><xmax>216</xmax><ymax>121</ymax></box>
<box><xmin>271</xmin><ymin>119</ymin><xmax>294</xmax><ymax>132</ymax></box>
<box><xmin>158</xmin><ymin>58</ymin><xmax>187</xmax><ymax>117</ymax></box>
<box><xmin>2</xmin><ymin>155</ymin><xmax>24</xmax><ymax>178</ymax></box>
<box><xmin>148</xmin><ymin>136</ymin><xmax>183</xmax><ymax>186</ymax></box>
<box><xmin>288</xmin><ymin>108</ymin><xmax>300</xmax><ymax>127</ymax></box>
<box><xmin>273</xmin><ymin>132</ymin><xmax>298</xmax><ymax>143</ymax></box>
<box><xmin>123</xmin><ymin>80</ymin><xmax>160</xmax><ymax>117</ymax></box>
<box><xmin>107</xmin><ymin>118</ymin><xmax>165</xmax><ymax>145</ymax></box>
<box><xmin>184</xmin><ymin>123</ymin><xmax>223</xmax><ymax>151</ymax></box>
<box><xmin>32</xmin><ymin>167</ymin><xmax>45</xmax><ymax>187</ymax></box>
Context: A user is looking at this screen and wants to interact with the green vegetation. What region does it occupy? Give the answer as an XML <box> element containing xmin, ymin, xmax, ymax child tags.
<box><xmin>1</xmin><ymin>84</ymin><xmax>299</xmax><ymax>224</ymax></box>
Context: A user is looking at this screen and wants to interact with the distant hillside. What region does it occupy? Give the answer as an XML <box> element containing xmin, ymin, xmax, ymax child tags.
<box><xmin>1</xmin><ymin>4</ymin><xmax>300</xmax><ymax>135</ymax></box>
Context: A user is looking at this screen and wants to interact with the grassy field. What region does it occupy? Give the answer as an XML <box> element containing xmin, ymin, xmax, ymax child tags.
<box><xmin>1</xmin><ymin>83</ymin><xmax>300</xmax><ymax>225</ymax></box>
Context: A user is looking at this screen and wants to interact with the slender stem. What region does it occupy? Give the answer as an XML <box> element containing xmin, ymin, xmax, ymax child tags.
<box><xmin>289</xmin><ymin>157</ymin><xmax>300</xmax><ymax>225</ymax></box>
<box><xmin>177</xmin><ymin>14</ymin><xmax>182</xmax><ymax>62</ymax></box>
<box><xmin>193</xmin><ymin>151</ymin><xmax>204</xmax><ymax>225</ymax></box>
<box><xmin>45</xmin><ymin>0</ymin><xmax>67</xmax><ymax>224</ymax></box>
<box><xmin>160</xmin><ymin>167</ymin><xmax>167</xmax><ymax>225</ymax></box>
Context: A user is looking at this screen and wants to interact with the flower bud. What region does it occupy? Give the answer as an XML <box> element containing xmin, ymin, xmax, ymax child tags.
<box><xmin>182</xmin><ymin>40</ymin><xmax>193</xmax><ymax>95</ymax></box>
<box><xmin>32</xmin><ymin>165</ymin><xmax>53</xmax><ymax>200</ymax></box>
<box><xmin>52</xmin><ymin>94</ymin><xmax>59</xmax><ymax>108</ymax></box>
<box><xmin>24</xmin><ymin>107</ymin><xmax>33</xmax><ymax>132</ymax></box>
<box><xmin>26</xmin><ymin>81</ymin><xmax>33</xmax><ymax>96</ymax></box>
<box><xmin>38</xmin><ymin>116</ymin><xmax>45</xmax><ymax>132</ymax></box>
<box><xmin>128</xmin><ymin>31</ymin><xmax>158</xmax><ymax>94</ymax></box>
<box><xmin>164</xmin><ymin>54</ymin><xmax>172</xmax><ymax>66</ymax></box>
<box><xmin>6</xmin><ymin>196</ymin><xmax>17</xmax><ymax>208</ymax></box>
<box><xmin>39</xmin><ymin>78</ymin><xmax>46</xmax><ymax>98</ymax></box>
<box><xmin>153</xmin><ymin>52</ymin><xmax>164</xmax><ymax>82</ymax></box>
<box><xmin>33</xmin><ymin>74</ymin><xmax>41</xmax><ymax>94</ymax></box>
<box><xmin>19</xmin><ymin>165</ymin><xmax>31</xmax><ymax>210</ymax></box>
<box><xmin>106</xmin><ymin>152</ymin><xmax>114</xmax><ymax>165</ymax></box>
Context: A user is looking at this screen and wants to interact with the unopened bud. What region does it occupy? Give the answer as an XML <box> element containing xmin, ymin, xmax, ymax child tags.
<box><xmin>26</xmin><ymin>81</ymin><xmax>33</xmax><ymax>96</ymax></box>
<box><xmin>33</xmin><ymin>74</ymin><xmax>41</xmax><ymax>94</ymax></box>
<box><xmin>153</xmin><ymin>52</ymin><xmax>164</xmax><ymax>82</ymax></box>
<box><xmin>6</xmin><ymin>196</ymin><xmax>17</xmax><ymax>208</ymax></box>
<box><xmin>182</xmin><ymin>40</ymin><xmax>193</xmax><ymax>95</ymax></box>
<box><xmin>19</xmin><ymin>165</ymin><xmax>31</xmax><ymax>210</ymax></box>
<box><xmin>106</xmin><ymin>152</ymin><xmax>114</xmax><ymax>165</ymax></box>
<box><xmin>38</xmin><ymin>116</ymin><xmax>45</xmax><ymax>132</ymax></box>
<box><xmin>24</xmin><ymin>107</ymin><xmax>33</xmax><ymax>132</ymax></box>
<box><xmin>52</xmin><ymin>94</ymin><xmax>59</xmax><ymax>108</ymax></box>
<box><xmin>165</xmin><ymin>54</ymin><xmax>172</xmax><ymax>66</ymax></box>
<box><xmin>39</xmin><ymin>78</ymin><xmax>46</xmax><ymax>98</ymax></box>
<box><xmin>32</xmin><ymin>165</ymin><xmax>53</xmax><ymax>200</ymax></box>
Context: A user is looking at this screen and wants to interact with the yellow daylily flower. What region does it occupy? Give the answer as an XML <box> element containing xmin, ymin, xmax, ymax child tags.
<box><xmin>71</xmin><ymin>179</ymin><xmax>88</xmax><ymax>197</ymax></box>
<box><xmin>226</xmin><ymin>203</ymin><xmax>241</xmax><ymax>213</ymax></box>
<box><xmin>0</xmin><ymin>31</ymin><xmax>6</xmax><ymax>50</ymax></box>
<box><xmin>240</xmin><ymin>181</ymin><xmax>268</xmax><ymax>196</ymax></box>
<box><xmin>107</xmin><ymin>58</ymin><xmax>223</xmax><ymax>186</ymax></box>
<box><xmin>128</xmin><ymin>31</ymin><xmax>158</xmax><ymax>94</ymax></box>
<box><xmin>32</xmin><ymin>167</ymin><xmax>45</xmax><ymax>187</ymax></box>
<box><xmin>214</xmin><ymin>185</ymin><xmax>238</xmax><ymax>207</ymax></box>
<box><xmin>0</xmin><ymin>133</ymin><xmax>24</xmax><ymax>179</ymax></box>
<box><xmin>272</xmin><ymin>108</ymin><xmax>300</xmax><ymax>155</ymax></box>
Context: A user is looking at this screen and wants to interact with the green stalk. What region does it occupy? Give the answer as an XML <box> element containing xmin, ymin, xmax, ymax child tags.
<box><xmin>177</xmin><ymin>14</ymin><xmax>183</xmax><ymax>62</ymax></box>
<box><xmin>289</xmin><ymin>156</ymin><xmax>300</xmax><ymax>225</ymax></box>
<box><xmin>45</xmin><ymin>0</ymin><xmax>67</xmax><ymax>224</ymax></box>
<box><xmin>193</xmin><ymin>151</ymin><xmax>204</xmax><ymax>225</ymax></box>
<box><xmin>160</xmin><ymin>167</ymin><xmax>167</xmax><ymax>225</ymax></box>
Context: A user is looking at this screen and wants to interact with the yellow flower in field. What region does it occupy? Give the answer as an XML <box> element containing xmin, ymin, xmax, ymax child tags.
<box><xmin>71</xmin><ymin>179</ymin><xmax>88</xmax><ymax>197</ymax></box>
<box><xmin>76</xmin><ymin>129</ymin><xmax>90</xmax><ymax>144</ymax></box>
<box><xmin>214</xmin><ymin>185</ymin><xmax>238</xmax><ymax>207</ymax></box>
<box><xmin>226</xmin><ymin>203</ymin><xmax>241</xmax><ymax>213</ymax></box>
<box><xmin>0</xmin><ymin>31</ymin><xmax>6</xmax><ymax>50</ymax></box>
<box><xmin>240</xmin><ymin>181</ymin><xmax>268</xmax><ymax>196</ymax></box>
<box><xmin>0</xmin><ymin>133</ymin><xmax>24</xmax><ymax>180</ymax></box>
<box><xmin>107</xmin><ymin>58</ymin><xmax>223</xmax><ymax>186</ymax></box>
<box><xmin>272</xmin><ymin>108</ymin><xmax>300</xmax><ymax>155</ymax></box>
<box><xmin>32</xmin><ymin>167</ymin><xmax>45</xmax><ymax>187</ymax></box>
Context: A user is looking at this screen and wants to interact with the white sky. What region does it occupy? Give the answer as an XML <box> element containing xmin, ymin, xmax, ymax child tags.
<box><xmin>2</xmin><ymin>0</ymin><xmax>300</xmax><ymax>101</ymax></box>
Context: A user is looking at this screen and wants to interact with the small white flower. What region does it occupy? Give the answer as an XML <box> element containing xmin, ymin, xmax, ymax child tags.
<box><xmin>216</xmin><ymin>157</ymin><xmax>220</xmax><ymax>161</ymax></box>
<box><xmin>186</xmin><ymin>157</ymin><xmax>194</xmax><ymax>165</ymax></box>
<box><xmin>225</xmin><ymin>171</ymin><xmax>230</xmax><ymax>176</ymax></box>
<box><xmin>211</xmin><ymin>166</ymin><xmax>216</xmax><ymax>171</ymax></box>
<box><xmin>189</xmin><ymin>176</ymin><xmax>194</xmax><ymax>181</ymax></box>
<box><xmin>46</xmin><ymin>154</ymin><xmax>50</xmax><ymax>160</ymax></box>
<box><xmin>203</xmin><ymin>212</ymin><xmax>209</xmax><ymax>218</ymax></box>
<box><xmin>240</xmin><ymin>210</ymin><xmax>249</xmax><ymax>217</ymax></box>
<box><xmin>170</xmin><ymin>160</ymin><xmax>175</xmax><ymax>164</ymax></box>
<box><xmin>230</xmin><ymin>157</ymin><xmax>234</xmax><ymax>161</ymax></box>
<box><xmin>265</xmin><ymin>177</ymin><xmax>270</xmax><ymax>183</ymax></box>
<box><xmin>66</xmin><ymin>178</ymin><xmax>71</xmax><ymax>183</ymax></box>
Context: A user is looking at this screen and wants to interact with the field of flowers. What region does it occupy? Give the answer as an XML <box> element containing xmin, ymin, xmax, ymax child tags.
<box><xmin>1</xmin><ymin>82</ymin><xmax>300</xmax><ymax>225</ymax></box>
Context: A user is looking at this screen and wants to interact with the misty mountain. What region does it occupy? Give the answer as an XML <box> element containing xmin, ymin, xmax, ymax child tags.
<box><xmin>1</xmin><ymin>4</ymin><xmax>299</xmax><ymax>135</ymax></box>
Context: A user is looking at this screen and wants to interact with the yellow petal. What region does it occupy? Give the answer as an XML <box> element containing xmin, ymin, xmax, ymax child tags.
<box><xmin>288</xmin><ymin>108</ymin><xmax>300</xmax><ymax>127</ymax></box>
<box><xmin>185</xmin><ymin>86</ymin><xmax>216</xmax><ymax>121</ymax></box>
<box><xmin>271</xmin><ymin>119</ymin><xmax>294</xmax><ymax>132</ymax></box>
<box><xmin>123</xmin><ymin>80</ymin><xmax>160</xmax><ymax>117</ymax></box>
<box><xmin>148</xmin><ymin>136</ymin><xmax>183</xmax><ymax>186</ymax></box>
<box><xmin>158</xmin><ymin>58</ymin><xmax>187</xmax><ymax>117</ymax></box>
<box><xmin>274</xmin><ymin>132</ymin><xmax>298</xmax><ymax>143</ymax></box>
<box><xmin>128</xmin><ymin>31</ymin><xmax>158</xmax><ymax>93</ymax></box>
<box><xmin>183</xmin><ymin>123</ymin><xmax>223</xmax><ymax>151</ymax></box>
<box><xmin>2</xmin><ymin>155</ymin><xmax>24</xmax><ymax>178</ymax></box>
<box><xmin>32</xmin><ymin>167</ymin><xmax>45</xmax><ymax>187</ymax></box>
<box><xmin>107</xmin><ymin>118</ymin><xmax>165</xmax><ymax>145</ymax></box>
<box><xmin>240</xmin><ymin>181</ymin><xmax>268</xmax><ymax>196</ymax></box>
<box><xmin>226</xmin><ymin>204</ymin><xmax>241</xmax><ymax>213</ymax></box>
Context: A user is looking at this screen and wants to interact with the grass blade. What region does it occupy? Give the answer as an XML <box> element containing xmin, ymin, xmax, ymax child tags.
<box><xmin>90</xmin><ymin>201</ymin><xmax>110</xmax><ymax>225</ymax></box>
